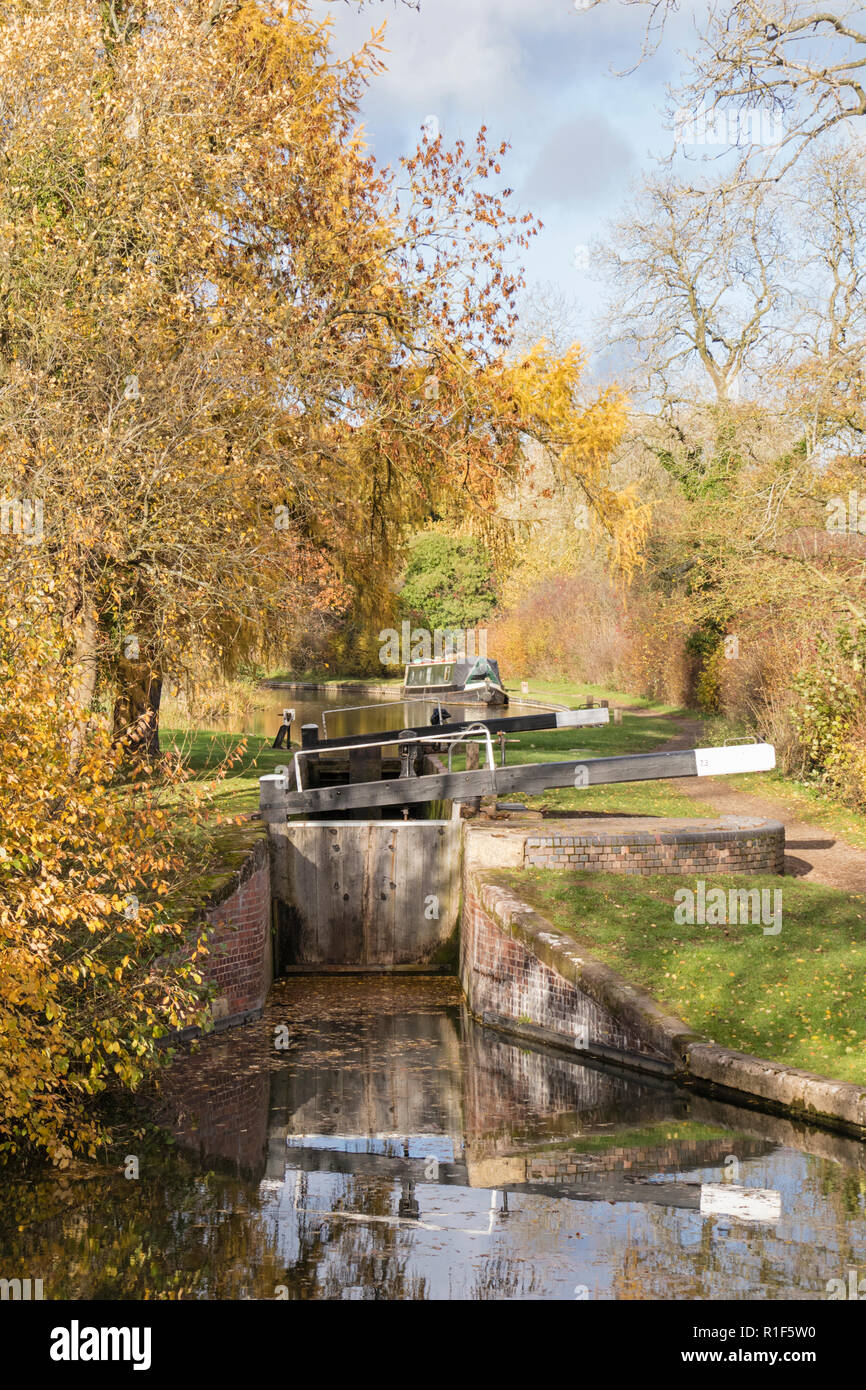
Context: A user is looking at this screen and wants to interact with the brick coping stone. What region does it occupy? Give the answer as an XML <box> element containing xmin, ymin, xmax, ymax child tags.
<box><xmin>472</xmin><ymin>873</ymin><xmax>866</xmax><ymax>1140</ymax></box>
<box><xmin>522</xmin><ymin>813</ymin><xmax>782</xmax><ymax>841</ymax></box>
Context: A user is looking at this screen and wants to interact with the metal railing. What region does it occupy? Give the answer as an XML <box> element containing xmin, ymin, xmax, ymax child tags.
<box><xmin>286</xmin><ymin>722</ymin><xmax>495</xmax><ymax>793</ymax></box>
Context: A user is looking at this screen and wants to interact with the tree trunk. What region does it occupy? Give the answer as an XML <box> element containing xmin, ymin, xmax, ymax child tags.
<box><xmin>113</xmin><ymin>653</ymin><xmax>163</xmax><ymax>756</ymax></box>
<box><xmin>65</xmin><ymin>576</ymin><xmax>99</xmax><ymax>766</ymax></box>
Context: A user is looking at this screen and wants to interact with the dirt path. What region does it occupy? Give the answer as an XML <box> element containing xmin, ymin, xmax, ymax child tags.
<box><xmin>651</xmin><ymin>712</ymin><xmax>866</xmax><ymax>895</ymax></box>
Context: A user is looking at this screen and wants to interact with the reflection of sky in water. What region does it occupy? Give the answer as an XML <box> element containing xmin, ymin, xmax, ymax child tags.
<box><xmin>3</xmin><ymin>978</ymin><xmax>866</xmax><ymax>1300</ymax></box>
<box><xmin>259</xmin><ymin>1149</ymin><xmax>863</xmax><ymax>1299</ymax></box>
<box><xmin>239</xmin><ymin>981</ymin><xmax>866</xmax><ymax>1300</ymax></box>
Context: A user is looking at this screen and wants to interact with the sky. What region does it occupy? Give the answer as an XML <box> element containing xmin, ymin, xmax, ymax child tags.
<box><xmin>310</xmin><ymin>0</ymin><xmax>704</xmax><ymax>374</ymax></box>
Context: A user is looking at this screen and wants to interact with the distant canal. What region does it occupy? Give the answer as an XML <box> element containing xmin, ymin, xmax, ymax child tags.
<box><xmin>2</xmin><ymin>977</ymin><xmax>865</xmax><ymax>1300</ymax></box>
<box><xmin>177</xmin><ymin>685</ymin><xmax>556</xmax><ymax>743</ymax></box>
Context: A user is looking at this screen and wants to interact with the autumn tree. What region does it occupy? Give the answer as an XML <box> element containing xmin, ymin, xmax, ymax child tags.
<box><xmin>0</xmin><ymin>545</ymin><xmax>231</xmax><ymax>1164</ymax></box>
<box><xmin>590</xmin><ymin>0</ymin><xmax>865</xmax><ymax>177</ymax></box>
<box><xmin>0</xmin><ymin>0</ymin><xmax>554</xmax><ymax>750</ymax></box>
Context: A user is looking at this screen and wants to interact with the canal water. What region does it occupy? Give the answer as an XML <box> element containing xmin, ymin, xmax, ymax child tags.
<box><xmin>173</xmin><ymin>685</ymin><xmax>557</xmax><ymax>744</ymax></box>
<box><xmin>3</xmin><ymin>977</ymin><xmax>865</xmax><ymax>1300</ymax></box>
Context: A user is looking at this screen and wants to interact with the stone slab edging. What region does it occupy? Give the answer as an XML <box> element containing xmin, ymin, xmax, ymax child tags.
<box><xmin>261</xmin><ymin>680</ymin><xmax>397</xmax><ymax>696</ymax></box>
<box><xmin>195</xmin><ymin>829</ymin><xmax>268</xmax><ymax>916</ymax></box>
<box><xmin>474</xmin><ymin>874</ymin><xmax>866</xmax><ymax>1139</ymax></box>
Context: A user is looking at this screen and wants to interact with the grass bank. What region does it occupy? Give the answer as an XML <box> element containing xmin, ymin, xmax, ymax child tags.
<box><xmin>160</xmin><ymin>729</ymin><xmax>289</xmax><ymax>814</ymax></box>
<box><xmin>722</xmin><ymin>769</ymin><xmax>866</xmax><ymax>852</ymax></box>
<box><xmin>699</xmin><ymin>714</ymin><xmax>866</xmax><ymax>849</ymax></box>
<box><xmin>502</xmin><ymin>868</ymin><xmax>866</xmax><ymax>1085</ymax></box>
<box><xmin>503</xmin><ymin>676</ymin><xmax>686</xmax><ymax>715</ymax></box>
<box><xmin>448</xmin><ymin>708</ymin><xmax>718</xmax><ymax>817</ymax></box>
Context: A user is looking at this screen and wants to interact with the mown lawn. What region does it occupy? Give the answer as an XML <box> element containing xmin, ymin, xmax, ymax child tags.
<box><xmin>500</xmin><ymin>868</ymin><xmax>866</xmax><ymax>1086</ymax></box>
<box><xmin>448</xmin><ymin>709</ymin><xmax>717</xmax><ymax>817</ymax></box>
<box><xmin>159</xmin><ymin>729</ymin><xmax>290</xmax><ymax>813</ymax></box>
<box><xmin>260</xmin><ymin>673</ymin><xmax>683</xmax><ymax>708</ymax></box>
<box><xmin>503</xmin><ymin>676</ymin><xmax>686</xmax><ymax>715</ymax></box>
<box><xmin>520</xmin><ymin>778</ymin><xmax>719</xmax><ymax>818</ymax></box>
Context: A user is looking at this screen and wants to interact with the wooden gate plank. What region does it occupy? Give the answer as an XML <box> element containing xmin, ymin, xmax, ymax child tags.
<box><xmin>261</xmin><ymin>744</ymin><xmax>775</xmax><ymax>819</ymax></box>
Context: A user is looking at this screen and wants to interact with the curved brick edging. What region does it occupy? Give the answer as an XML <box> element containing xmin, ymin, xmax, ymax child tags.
<box><xmin>464</xmin><ymin>815</ymin><xmax>785</xmax><ymax>876</ymax></box>
<box><xmin>463</xmin><ymin>873</ymin><xmax>866</xmax><ymax>1139</ymax></box>
<box><xmin>461</xmin><ymin>875</ymin><xmax>700</xmax><ymax>1067</ymax></box>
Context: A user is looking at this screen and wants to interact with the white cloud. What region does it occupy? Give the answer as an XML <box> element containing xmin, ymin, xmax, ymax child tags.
<box><xmin>310</xmin><ymin>0</ymin><xmax>701</xmax><ymax>335</ymax></box>
<box><xmin>524</xmin><ymin>115</ymin><xmax>635</xmax><ymax>204</ymax></box>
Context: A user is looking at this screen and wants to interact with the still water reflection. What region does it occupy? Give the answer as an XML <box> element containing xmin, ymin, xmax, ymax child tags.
<box><xmin>178</xmin><ymin>687</ymin><xmax>553</xmax><ymax>743</ymax></box>
<box><xmin>2</xmin><ymin>977</ymin><xmax>865</xmax><ymax>1300</ymax></box>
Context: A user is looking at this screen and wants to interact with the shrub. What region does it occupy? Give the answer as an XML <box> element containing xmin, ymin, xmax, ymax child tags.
<box><xmin>489</xmin><ymin>566</ymin><xmax>630</xmax><ymax>684</ymax></box>
<box><xmin>621</xmin><ymin>588</ymin><xmax>693</xmax><ymax>705</ymax></box>
<box><xmin>790</xmin><ymin>638</ymin><xmax>862</xmax><ymax>784</ymax></box>
<box><xmin>0</xmin><ymin>568</ymin><xmax>224</xmax><ymax>1165</ymax></box>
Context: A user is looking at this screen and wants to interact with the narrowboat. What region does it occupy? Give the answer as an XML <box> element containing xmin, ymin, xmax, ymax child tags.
<box><xmin>402</xmin><ymin>656</ymin><xmax>509</xmax><ymax>705</ymax></box>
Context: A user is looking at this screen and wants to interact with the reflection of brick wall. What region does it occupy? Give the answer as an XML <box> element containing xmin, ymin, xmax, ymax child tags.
<box><xmin>202</xmin><ymin>836</ymin><xmax>273</xmax><ymax>1026</ymax></box>
<box><xmin>459</xmin><ymin>1019</ymin><xmax>677</xmax><ymax>1152</ymax></box>
<box><xmin>165</xmin><ymin>1062</ymin><xmax>271</xmax><ymax>1179</ymax></box>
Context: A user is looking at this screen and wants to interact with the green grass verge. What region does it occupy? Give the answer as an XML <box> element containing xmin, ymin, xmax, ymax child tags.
<box><xmin>699</xmin><ymin>714</ymin><xmax>866</xmax><ymax>848</ymax></box>
<box><xmin>160</xmin><ymin>729</ymin><xmax>291</xmax><ymax>813</ymax></box>
<box><xmin>500</xmin><ymin>868</ymin><xmax>866</xmax><ymax>1086</ymax></box>
<box><xmin>522</xmin><ymin>779</ymin><xmax>720</xmax><ymax>819</ymax></box>
<box><xmin>723</xmin><ymin>770</ymin><xmax>866</xmax><ymax>851</ymax></box>
<box><xmin>503</xmin><ymin>677</ymin><xmax>687</xmax><ymax>715</ymax></box>
<box><xmin>260</xmin><ymin>672</ymin><xmax>684</xmax><ymax>708</ymax></box>
<box><xmin>450</xmin><ymin>712</ymin><xmax>717</xmax><ymax>817</ymax></box>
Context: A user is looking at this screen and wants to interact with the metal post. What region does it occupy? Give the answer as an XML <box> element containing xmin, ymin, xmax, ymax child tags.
<box><xmin>300</xmin><ymin>724</ymin><xmax>320</xmax><ymax>790</ymax></box>
<box><xmin>398</xmin><ymin>729</ymin><xmax>418</xmax><ymax>779</ymax></box>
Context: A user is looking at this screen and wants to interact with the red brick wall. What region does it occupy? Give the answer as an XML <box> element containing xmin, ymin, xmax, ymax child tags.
<box><xmin>202</xmin><ymin>837</ymin><xmax>273</xmax><ymax>1026</ymax></box>
<box><xmin>460</xmin><ymin>880</ymin><xmax>659</xmax><ymax>1057</ymax></box>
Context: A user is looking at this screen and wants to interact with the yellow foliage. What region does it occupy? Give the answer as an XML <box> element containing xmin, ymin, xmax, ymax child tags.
<box><xmin>491</xmin><ymin>343</ymin><xmax>650</xmax><ymax>578</ymax></box>
<box><xmin>0</xmin><ymin>554</ymin><xmax>231</xmax><ymax>1164</ymax></box>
